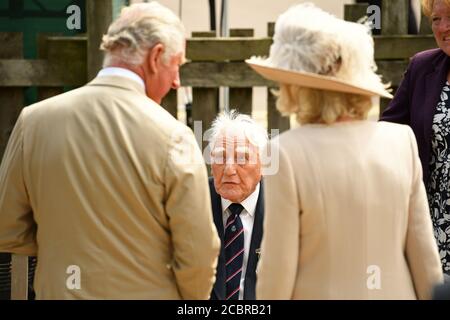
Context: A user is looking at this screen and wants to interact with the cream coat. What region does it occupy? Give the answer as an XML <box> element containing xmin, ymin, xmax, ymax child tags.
<box><xmin>257</xmin><ymin>121</ymin><xmax>443</xmax><ymax>300</ymax></box>
<box><xmin>0</xmin><ymin>76</ymin><xmax>220</xmax><ymax>299</ymax></box>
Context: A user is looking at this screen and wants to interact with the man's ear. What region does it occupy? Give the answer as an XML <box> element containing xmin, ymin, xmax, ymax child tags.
<box><xmin>147</xmin><ymin>43</ymin><xmax>165</xmax><ymax>74</ymax></box>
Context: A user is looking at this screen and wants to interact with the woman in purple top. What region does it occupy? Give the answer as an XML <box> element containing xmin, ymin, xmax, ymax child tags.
<box><xmin>381</xmin><ymin>0</ymin><xmax>450</xmax><ymax>275</ymax></box>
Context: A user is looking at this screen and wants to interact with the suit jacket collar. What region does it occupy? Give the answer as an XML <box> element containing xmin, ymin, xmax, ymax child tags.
<box><xmin>423</xmin><ymin>50</ymin><xmax>450</xmax><ymax>164</ymax></box>
<box><xmin>87</xmin><ymin>75</ymin><xmax>147</xmax><ymax>97</ymax></box>
<box><xmin>431</xmin><ymin>49</ymin><xmax>450</xmax><ymax>71</ymax></box>
<box><xmin>97</xmin><ymin>67</ymin><xmax>145</xmax><ymax>89</ymax></box>
<box><xmin>243</xmin><ymin>181</ymin><xmax>264</xmax><ymax>300</ymax></box>
<box><xmin>209</xmin><ymin>178</ymin><xmax>226</xmax><ymax>300</ymax></box>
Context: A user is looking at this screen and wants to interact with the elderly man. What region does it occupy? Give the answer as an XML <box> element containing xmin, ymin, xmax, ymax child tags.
<box><xmin>207</xmin><ymin>111</ymin><xmax>267</xmax><ymax>300</ymax></box>
<box><xmin>0</xmin><ymin>2</ymin><xmax>220</xmax><ymax>299</ymax></box>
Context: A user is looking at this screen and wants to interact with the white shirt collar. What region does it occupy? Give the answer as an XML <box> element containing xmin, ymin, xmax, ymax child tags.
<box><xmin>97</xmin><ymin>67</ymin><xmax>145</xmax><ymax>89</ymax></box>
<box><xmin>221</xmin><ymin>183</ymin><xmax>260</xmax><ymax>217</ymax></box>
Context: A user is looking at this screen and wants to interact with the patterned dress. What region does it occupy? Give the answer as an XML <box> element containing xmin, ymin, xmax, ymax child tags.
<box><xmin>427</xmin><ymin>81</ymin><xmax>450</xmax><ymax>275</ymax></box>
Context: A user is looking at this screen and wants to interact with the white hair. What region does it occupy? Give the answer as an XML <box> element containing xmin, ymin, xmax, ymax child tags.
<box><xmin>100</xmin><ymin>2</ymin><xmax>185</xmax><ymax>67</ymax></box>
<box><xmin>265</xmin><ymin>2</ymin><xmax>386</xmax><ymax>94</ymax></box>
<box><xmin>208</xmin><ymin>110</ymin><xmax>268</xmax><ymax>157</ymax></box>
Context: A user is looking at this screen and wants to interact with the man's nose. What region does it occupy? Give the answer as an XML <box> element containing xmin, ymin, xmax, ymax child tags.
<box><xmin>172</xmin><ymin>72</ymin><xmax>181</xmax><ymax>90</ymax></box>
<box><xmin>223</xmin><ymin>163</ymin><xmax>237</xmax><ymax>175</ymax></box>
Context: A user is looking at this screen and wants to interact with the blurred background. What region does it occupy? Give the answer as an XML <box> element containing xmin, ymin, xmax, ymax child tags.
<box><xmin>131</xmin><ymin>0</ymin><xmax>354</xmax><ymax>36</ymax></box>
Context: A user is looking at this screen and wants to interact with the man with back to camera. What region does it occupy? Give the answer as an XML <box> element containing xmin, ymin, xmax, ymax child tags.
<box><xmin>0</xmin><ymin>2</ymin><xmax>220</xmax><ymax>299</ymax></box>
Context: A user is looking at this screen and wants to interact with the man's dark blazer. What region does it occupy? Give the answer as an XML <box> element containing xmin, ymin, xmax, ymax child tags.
<box><xmin>380</xmin><ymin>48</ymin><xmax>450</xmax><ymax>186</ymax></box>
<box><xmin>209</xmin><ymin>177</ymin><xmax>264</xmax><ymax>300</ymax></box>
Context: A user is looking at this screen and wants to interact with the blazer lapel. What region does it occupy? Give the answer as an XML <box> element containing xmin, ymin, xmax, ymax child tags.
<box><xmin>423</xmin><ymin>53</ymin><xmax>450</xmax><ymax>156</ymax></box>
<box><xmin>209</xmin><ymin>178</ymin><xmax>226</xmax><ymax>300</ymax></box>
<box><xmin>243</xmin><ymin>181</ymin><xmax>264</xmax><ymax>300</ymax></box>
<box><xmin>87</xmin><ymin>76</ymin><xmax>147</xmax><ymax>96</ymax></box>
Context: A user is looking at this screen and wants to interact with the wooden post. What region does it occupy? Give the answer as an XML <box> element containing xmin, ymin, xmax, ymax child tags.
<box><xmin>160</xmin><ymin>24</ymin><xmax>182</xmax><ymax>119</ymax></box>
<box><xmin>379</xmin><ymin>0</ymin><xmax>410</xmax><ymax>116</ymax></box>
<box><xmin>382</xmin><ymin>0</ymin><xmax>409</xmax><ymax>35</ymax></box>
<box><xmin>87</xmin><ymin>0</ymin><xmax>128</xmax><ymax>81</ymax></box>
<box><xmin>37</xmin><ymin>33</ymin><xmax>64</xmax><ymax>101</ymax></box>
<box><xmin>191</xmin><ymin>31</ymin><xmax>219</xmax><ymax>140</ymax></box>
<box><xmin>344</xmin><ymin>3</ymin><xmax>369</xmax><ymax>22</ymax></box>
<box><xmin>419</xmin><ymin>10</ymin><xmax>432</xmax><ymax>34</ymax></box>
<box><xmin>266</xmin><ymin>23</ymin><xmax>290</xmax><ymax>134</ymax></box>
<box><xmin>10</xmin><ymin>255</ymin><xmax>28</xmax><ymax>300</ymax></box>
<box><xmin>0</xmin><ymin>32</ymin><xmax>24</xmax><ymax>161</ymax></box>
<box><xmin>189</xmin><ymin>32</ymin><xmax>220</xmax><ymax>175</ymax></box>
<box><xmin>161</xmin><ymin>89</ymin><xmax>178</xmax><ymax>119</ymax></box>
<box><xmin>229</xmin><ymin>29</ymin><xmax>253</xmax><ymax>115</ymax></box>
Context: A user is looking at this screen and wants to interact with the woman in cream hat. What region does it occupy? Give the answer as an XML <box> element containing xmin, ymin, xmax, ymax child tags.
<box><xmin>249</xmin><ymin>3</ymin><xmax>443</xmax><ymax>299</ymax></box>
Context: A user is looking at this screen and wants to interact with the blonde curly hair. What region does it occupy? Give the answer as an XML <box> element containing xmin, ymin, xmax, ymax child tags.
<box><xmin>100</xmin><ymin>2</ymin><xmax>185</xmax><ymax>67</ymax></box>
<box><xmin>274</xmin><ymin>86</ymin><xmax>372</xmax><ymax>125</ymax></box>
<box><xmin>422</xmin><ymin>0</ymin><xmax>450</xmax><ymax>17</ymax></box>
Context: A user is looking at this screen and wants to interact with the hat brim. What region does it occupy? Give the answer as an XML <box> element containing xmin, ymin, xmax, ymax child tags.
<box><xmin>246</xmin><ymin>59</ymin><xmax>393</xmax><ymax>99</ymax></box>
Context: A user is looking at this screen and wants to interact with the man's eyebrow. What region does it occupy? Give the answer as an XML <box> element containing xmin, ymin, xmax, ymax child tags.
<box><xmin>211</xmin><ymin>147</ymin><xmax>226</xmax><ymax>154</ymax></box>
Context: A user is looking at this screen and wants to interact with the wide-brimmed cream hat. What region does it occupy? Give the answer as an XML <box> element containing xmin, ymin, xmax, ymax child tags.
<box><xmin>246</xmin><ymin>3</ymin><xmax>392</xmax><ymax>99</ymax></box>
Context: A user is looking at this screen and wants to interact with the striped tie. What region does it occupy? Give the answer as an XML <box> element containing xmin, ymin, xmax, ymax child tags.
<box><xmin>224</xmin><ymin>203</ymin><xmax>245</xmax><ymax>300</ymax></box>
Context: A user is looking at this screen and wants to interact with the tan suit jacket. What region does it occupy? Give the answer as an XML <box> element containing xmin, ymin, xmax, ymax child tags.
<box><xmin>0</xmin><ymin>76</ymin><xmax>220</xmax><ymax>299</ymax></box>
<box><xmin>257</xmin><ymin>121</ymin><xmax>443</xmax><ymax>300</ymax></box>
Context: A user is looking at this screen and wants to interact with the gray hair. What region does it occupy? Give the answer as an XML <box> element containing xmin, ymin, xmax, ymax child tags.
<box><xmin>100</xmin><ymin>2</ymin><xmax>185</xmax><ymax>67</ymax></box>
<box><xmin>208</xmin><ymin>110</ymin><xmax>268</xmax><ymax>156</ymax></box>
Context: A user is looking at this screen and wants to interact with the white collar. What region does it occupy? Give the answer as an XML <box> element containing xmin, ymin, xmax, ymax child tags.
<box><xmin>221</xmin><ymin>183</ymin><xmax>260</xmax><ymax>217</ymax></box>
<box><xmin>97</xmin><ymin>67</ymin><xmax>145</xmax><ymax>89</ymax></box>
